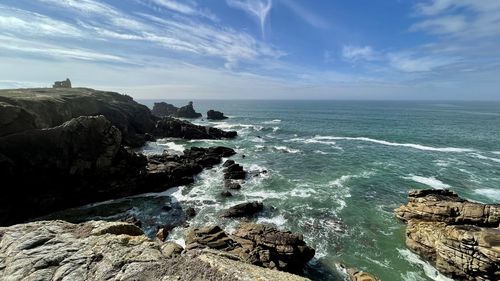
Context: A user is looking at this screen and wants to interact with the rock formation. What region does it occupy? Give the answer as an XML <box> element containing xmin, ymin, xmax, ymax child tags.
<box><xmin>0</xmin><ymin>114</ymin><xmax>236</xmax><ymax>225</ymax></box>
<box><xmin>223</xmin><ymin>159</ymin><xmax>247</xmax><ymax>180</ymax></box>
<box><xmin>185</xmin><ymin>223</ymin><xmax>315</xmax><ymax>274</ymax></box>
<box><xmin>52</xmin><ymin>78</ymin><xmax>72</xmax><ymax>88</ymax></box>
<box><xmin>395</xmin><ymin>189</ymin><xmax>500</xmax><ymax>281</ymax></box>
<box><xmin>0</xmin><ymin>220</ymin><xmax>310</xmax><ymax>281</ymax></box>
<box><xmin>154</xmin><ymin>117</ymin><xmax>237</xmax><ymax>140</ymax></box>
<box><xmin>151</xmin><ymin>102</ymin><xmax>178</xmax><ymax>117</ymax></box>
<box><xmin>174</xmin><ymin>101</ymin><xmax>202</xmax><ymax>118</ymax></box>
<box><xmin>0</xmin><ymin>88</ymin><xmax>236</xmax><ymax>147</ymax></box>
<box><xmin>207</xmin><ymin>109</ymin><xmax>228</xmax><ymax>120</ymax></box>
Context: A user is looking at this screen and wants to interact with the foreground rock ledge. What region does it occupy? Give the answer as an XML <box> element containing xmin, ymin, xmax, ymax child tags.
<box><xmin>395</xmin><ymin>189</ymin><xmax>500</xmax><ymax>281</ymax></box>
<box><xmin>0</xmin><ymin>220</ymin><xmax>310</xmax><ymax>281</ymax></box>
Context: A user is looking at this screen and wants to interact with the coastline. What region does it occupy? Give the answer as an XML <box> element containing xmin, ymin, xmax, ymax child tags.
<box><xmin>0</xmin><ymin>87</ymin><xmax>498</xmax><ymax>278</ymax></box>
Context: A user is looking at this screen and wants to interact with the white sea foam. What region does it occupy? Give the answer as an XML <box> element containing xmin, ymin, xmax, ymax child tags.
<box><xmin>404</xmin><ymin>175</ymin><xmax>451</xmax><ymax>189</ymax></box>
<box><xmin>492</xmin><ymin>151</ymin><xmax>500</xmax><ymax>155</ymax></box>
<box><xmin>474</xmin><ymin>188</ymin><xmax>500</xmax><ymax>201</ymax></box>
<box><xmin>159</xmin><ymin>141</ymin><xmax>185</xmax><ymax>153</ymax></box>
<box><xmin>262</xmin><ymin>119</ymin><xmax>281</xmax><ymax>124</ymax></box>
<box><xmin>471</xmin><ymin>153</ymin><xmax>500</xmax><ymax>163</ymax></box>
<box><xmin>274</xmin><ymin>146</ymin><xmax>301</xmax><ymax>154</ymax></box>
<box><xmin>256</xmin><ymin>214</ymin><xmax>287</xmax><ymax>228</ymax></box>
<box><xmin>254</xmin><ymin>145</ymin><xmax>265</xmax><ymax>149</ymax></box>
<box><xmin>313</xmin><ymin>136</ymin><xmax>475</xmax><ymax>153</ymax></box>
<box><xmin>398</xmin><ymin>249</ymin><xmax>454</xmax><ymax>281</ymax></box>
<box><xmin>272</xmin><ymin>126</ymin><xmax>280</xmax><ymax>132</ymax></box>
<box><xmin>434</xmin><ymin>159</ymin><xmax>451</xmax><ymax>167</ymax></box>
<box><xmin>314</xmin><ymin>150</ymin><xmax>328</xmax><ymax>155</ymax></box>
<box><xmin>287</xmin><ymin>136</ymin><xmax>343</xmax><ymax>149</ymax></box>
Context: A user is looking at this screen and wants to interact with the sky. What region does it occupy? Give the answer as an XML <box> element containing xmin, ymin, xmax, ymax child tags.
<box><xmin>0</xmin><ymin>0</ymin><xmax>499</xmax><ymax>100</ymax></box>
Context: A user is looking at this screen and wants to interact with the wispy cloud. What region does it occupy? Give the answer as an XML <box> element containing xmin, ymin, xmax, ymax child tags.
<box><xmin>342</xmin><ymin>45</ymin><xmax>376</xmax><ymax>61</ymax></box>
<box><xmin>226</xmin><ymin>0</ymin><xmax>272</xmax><ymax>38</ymax></box>
<box><xmin>388</xmin><ymin>52</ymin><xmax>456</xmax><ymax>72</ymax></box>
<box><xmin>278</xmin><ymin>0</ymin><xmax>329</xmax><ymax>29</ymax></box>
<box><xmin>144</xmin><ymin>0</ymin><xmax>218</xmax><ymax>21</ymax></box>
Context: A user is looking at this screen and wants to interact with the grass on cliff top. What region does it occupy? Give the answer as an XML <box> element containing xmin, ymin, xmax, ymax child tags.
<box><xmin>0</xmin><ymin>88</ymin><xmax>132</xmax><ymax>104</ymax></box>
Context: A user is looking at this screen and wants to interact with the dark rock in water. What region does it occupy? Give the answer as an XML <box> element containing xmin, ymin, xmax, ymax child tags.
<box><xmin>224</xmin><ymin>180</ymin><xmax>242</xmax><ymax>190</ymax></box>
<box><xmin>174</xmin><ymin>101</ymin><xmax>202</xmax><ymax>118</ymax></box>
<box><xmin>152</xmin><ymin>102</ymin><xmax>178</xmax><ymax>117</ymax></box>
<box><xmin>185</xmin><ymin>223</ymin><xmax>315</xmax><ymax>274</ymax></box>
<box><xmin>220</xmin><ymin>191</ymin><xmax>233</xmax><ymax>197</ymax></box>
<box><xmin>185</xmin><ymin>207</ymin><xmax>196</xmax><ymax>217</ymax></box>
<box><xmin>220</xmin><ymin>202</ymin><xmax>263</xmax><ymax>218</ymax></box>
<box><xmin>153</xmin><ymin>117</ymin><xmax>237</xmax><ymax>140</ymax></box>
<box><xmin>223</xmin><ymin>161</ymin><xmax>247</xmax><ymax>180</ymax></box>
<box><xmin>395</xmin><ymin>189</ymin><xmax>500</xmax><ymax>281</ymax></box>
<box><xmin>207</xmin><ymin>110</ymin><xmax>228</xmax><ymax>120</ymax></box>
<box><xmin>337</xmin><ymin>264</ymin><xmax>380</xmax><ymax>281</ymax></box>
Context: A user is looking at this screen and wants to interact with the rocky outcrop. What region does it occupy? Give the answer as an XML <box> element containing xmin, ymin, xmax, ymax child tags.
<box><xmin>336</xmin><ymin>264</ymin><xmax>380</xmax><ymax>281</ymax></box>
<box><xmin>207</xmin><ymin>110</ymin><xmax>228</xmax><ymax>120</ymax></box>
<box><xmin>220</xmin><ymin>202</ymin><xmax>264</xmax><ymax>218</ymax></box>
<box><xmin>0</xmin><ymin>115</ymin><xmax>236</xmax><ymax>226</ymax></box>
<box><xmin>395</xmin><ymin>189</ymin><xmax>500</xmax><ymax>281</ymax></box>
<box><xmin>185</xmin><ymin>223</ymin><xmax>315</xmax><ymax>274</ymax></box>
<box><xmin>0</xmin><ymin>88</ymin><xmax>236</xmax><ymax>147</ymax></box>
<box><xmin>0</xmin><ymin>220</ymin><xmax>310</xmax><ymax>281</ymax></box>
<box><xmin>154</xmin><ymin>117</ymin><xmax>237</xmax><ymax>140</ymax></box>
<box><xmin>174</xmin><ymin>101</ymin><xmax>202</xmax><ymax>118</ymax></box>
<box><xmin>151</xmin><ymin>102</ymin><xmax>178</xmax><ymax>117</ymax></box>
<box><xmin>223</xmin><ymin>159</ymin><xmax>247</xmax><ymax>180</ymax></box>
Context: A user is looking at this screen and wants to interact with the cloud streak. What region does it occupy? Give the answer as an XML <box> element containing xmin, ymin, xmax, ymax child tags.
<box><xmin>227</xmin><ymin>0</ymin><xmax>272</xmax><ymax>38</ymax></box>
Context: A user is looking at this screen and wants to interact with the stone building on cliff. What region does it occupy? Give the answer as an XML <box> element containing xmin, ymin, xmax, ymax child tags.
<box><xmin>53</xmin><ymin>78</ymin><xmax>72</xmax><ymax>88</ymax></box>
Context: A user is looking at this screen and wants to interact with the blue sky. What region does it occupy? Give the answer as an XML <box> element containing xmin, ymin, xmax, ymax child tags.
<box><xmin>1</xmin><ymin>0</ymin><xmax>499</xmax><ymax>100</ymax></box>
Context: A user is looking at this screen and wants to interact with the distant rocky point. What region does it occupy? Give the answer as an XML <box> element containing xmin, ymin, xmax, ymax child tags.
<box><xmin>152</xmin><ymin>101</ymin><xmax>178</xmax><ymax>117</ymax></box>
<box><xmin>207</xmin><ymin>109</ymin><xmax>228</xmax><ymax>120</ymax></box>
<box><xmin>174</xmin><ymin>101</ymin><xmax>202</xmax><ymax>118</ymax></box>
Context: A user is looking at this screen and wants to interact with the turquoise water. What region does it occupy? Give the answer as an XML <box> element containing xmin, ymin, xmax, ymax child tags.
<box><xmin>59</xmin><ymin>101</ymin><xmax>500</xmax><ymax>280</ymax></box>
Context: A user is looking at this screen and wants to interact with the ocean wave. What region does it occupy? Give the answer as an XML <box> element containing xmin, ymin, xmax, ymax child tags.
<box><xmin>286</xmin><ymin>137</ymin><xmax>343</xmax><ymax>149</ymax></box>
<box><xmin>262</xmin><ymin>119</ymin><xmax>281</xmax><ymax>124</ymax></box>
<box><xmin>213</xmin><ymin>122</ymin><xmax>263</xmax><ymax>132</ymax></box>
<box><xmin>398</xmin><ymin>249</ymin><xmax>454</xmax><ymax>281</ymax></box>
<box><xmin>404</xmin><ymin>175</ymin><xmax>451</xmax><ymax>189</ymax></box>
<box><xmin>474</xmin><ymin>188</ymin><xmax>500</xmax><ymax>200</ymax></box>
<box><xmin>492</xmin><ymin>151</ymin><xmax>500</xmax><ymax>155</ymax></box>
<box><xmin>159</xmin><ymin>141</ymin><xmax>185</xmax><ymax>153</ymax></box>
<box><xmin>314</xmin><ymin>136</ymin><xmax>475</xmax><ymax>153</ymax></box>
<box><xmin>272</xmin><ymin>126</ymin><xmax>280</xmax><ymax>132</ymax></box>
<box><xmin>314</xmin><ymin>150</ymin><xmax>328</xmax><ymax>155</ymax></box>
<box><xmin>470</xmin><ymin>153</ymin><xmax>500</xmax><ymax>163</ymax></box>
<box><xmin>274</xmin><ymin>146</ymin><xmax>301</xmax><ymax>154</ymax></box>
<box><xmin>256</xmin><ymin>214</ymin><xmax>287</xmax><ymax>228</ymax></box>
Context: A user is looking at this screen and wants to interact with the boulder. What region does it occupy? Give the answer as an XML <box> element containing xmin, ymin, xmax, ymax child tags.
<box><xmin>184</xmin><ymin>223</ymin><xmax>315</xmax><ymax>274</ymax></box>
<box><xmin>151</xmin><ymin>102</ymin><xmax>178</xmax><ymax>117</ymax></box>
<box><xmin>220</xmin><ymin>202</ymin><xmax>263</xmax><ymax>218</ymax></box>
<box><xmin>221</xmin><ymin>191</ymin><xmax>233</xmax><ymax>197</ymax></box>
<box><xmin>223</xmin><ymin>162</ymin><xmax>247</xmax><ymax>180</ymax></box>
<box><xmin>174</xmin><ymin>101</ymin><xmax>202</xmax><ymax>118</ymax></box>
<box><xmin>0</xmin><ymin>220</ymin><xmax>310</xmax><ymax>281</ymax></box>
<box><xmin>224</xmin><ymin>179</ymin><xmax>242</xmax><ymax>190</ymax></box>
<box><xmin>207</xmin><ymin>110</ymin><xmax>228</xmax><ymax>120</ymax></box>
<box><xmin>395</xmin><ymin>189</ymin><xmax>500</xmax><ymax>281</ymax></box>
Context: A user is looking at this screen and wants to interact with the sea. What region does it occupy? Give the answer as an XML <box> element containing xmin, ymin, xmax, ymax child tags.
<box><xmin>45</xmin><ymin>100</ymin><xmax>500</xmax><ymax>281</ymax></box>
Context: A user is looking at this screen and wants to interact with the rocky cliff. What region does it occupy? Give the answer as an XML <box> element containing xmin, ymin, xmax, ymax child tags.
<box><xmin>395</xmin><ymin>189</ymin><xmax>500</xmax><ymax>281</ymax></box>
<box><xmin>0</xmin><ymin>88</ymin><xmax>235</xmax><ymax>147</ymax></box>
<box><xmin>0</xmin><ymin>220</ymin><xmax>310</xmax><ymax>281</ymax></box>
<box><xmin>0</xmin><ymin>114</ymin><xmax>237</xmax><ymax>225</ymax></box>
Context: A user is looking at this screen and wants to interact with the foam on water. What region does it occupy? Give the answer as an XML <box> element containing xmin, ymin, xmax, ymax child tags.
<box><xmin>471</xmin><ymin>153</ymin><xmax>500</xmax><ymax>163</ymax></box>
<box><xmin>274</xmin><ymin>146</ymin><xmax>301</xmax><ymax>154</ymax></box>
<box><xmin>159</xmin><ymin>141</ymin><xmax>185</xmax><ymax>153</ymax></box>
<box><xmin>287</xmin><ymin>136</ymin><xmax>343</xmax><ymax>149</ymax></box>
<box><xmin>262</xmin><ymin>119</ymin><xmax>281</xmax><ymax>124</ymax></box>
<box><xmin>474</xmin><ymin>188</ymin><xmax>500</xmax><ymax>201</ymax></box>
<box><xmin>314</xmin><ymin>150</ymin><xmax>328</xmax><ymax>155</ymax></box>
<box><xmin>256</xmin><ymin>214</ymin><xmax>287</xmax><ymax>228</ymax></box>
<box><xmin>404</xmin><ymin>175</ymin><xmax>451</xmax><ymax>189</ymax></box>
<box><xmin>313</xmin><ymin>136</ymin><xmax>475</xmax><ymax>153</ymax></box>
<box><xmin>398</xmin><ymin>249</ymin><xmax>454</xmax><ymax>281</ymax></box>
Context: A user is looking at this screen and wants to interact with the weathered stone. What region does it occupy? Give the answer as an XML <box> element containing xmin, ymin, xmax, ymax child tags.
<box><xmin>185</xmin><ymin>223</ymin><xmax>315</xmax><ymax>274</ymax></box>
<box><xmin>396</xmin><ymin>189</ymin><xmax>500</xmax><ymax>281</ymax></box>
<box><xmin>52</xmin><ymin>78</ymin><xmax>72</xmax><ymax>88</ymax></box>
<box><xmin>0</xmin><ymin>220</ymin><xmax>310</xmax><ymax>281</ymax></box>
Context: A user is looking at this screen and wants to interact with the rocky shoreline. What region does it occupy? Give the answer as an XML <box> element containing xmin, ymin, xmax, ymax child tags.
<box><xmin>3</xmin><ymin>87</ymin><xmax>498</xmax><ymax>280</ymax></box>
